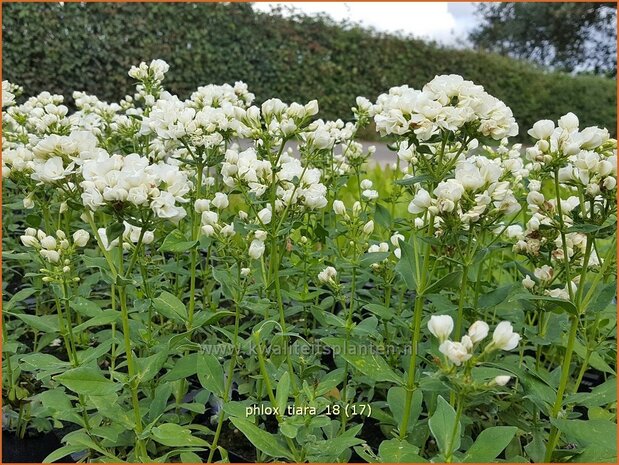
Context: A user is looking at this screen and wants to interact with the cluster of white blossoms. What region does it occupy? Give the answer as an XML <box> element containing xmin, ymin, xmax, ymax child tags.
<box><xmin>2</xmin><ymin>90</ymin><xmax>72</xmax><ymax>153</ymax></box>
<box><xmin>221</xmin><ymin>147</ymin><xmax>328</xmax><ymax>211</ymax></box>
<box><xmin>2</xmin><ymin>80</ymin><xmax>21</xmax><ymax>108</ymax></box>
<box><xmin>248</xmin><ymin>230</ymin><xmax>268</xmax><ymax>260</ymax></box>
<box><xmin>407</xmin><ymin>155</ymin><xmax>521</xmax><ymax>230</ymax></box>
<box><xmin>96</xmin><ymin>222</ymin><xmax>155</xmax><ymax>251</ymax></box>
<box><xmin>81</xmin><ymin>152</ymin><xmax>191</xmax><ymax>224</ymax></box>
<box><xmin>428</xmin><ymin>315</ymin><xmax>520</xmax><ymax>368</ymax></box>
<box><xmin>525</xmin><ymin>113</ymin><xmax>616</xmax><ymax>198</ymax></box>
<box><xmin>299</xmin><ymin>118</ymin><xmax>374</xmax><ymax>174</ymax></box>
<box><xmin>195</xmin><ymin>195</ymin><xmax>236</xmax><ymax>239</ymax></box>
<box><xmin>367</xmin><ymin>232</ymin><xmax>404</xmax><ymax>260</ymax></box>
<box><xmin>19</xmin><ymin>228</ymin><xmax>89</xmax><ymax>265</ymax></box>
<box><xmin>520</xmin><ymin>265</ymin><xmax>579</xmax><ymax>301</ymax></box>
<box><xmin>317</xmin><ymin>265</ymin><xmax>338</xmax><ymax>286</ymax></box>
<box><xmin>372</xmin><ymin>75</ymin><xmax>518</xmax><ymax>142</ymax></box>
<box><xmin>140</xmin><ymin>91</ymin><xmax>253</xmax><ymax>151</ymax></box>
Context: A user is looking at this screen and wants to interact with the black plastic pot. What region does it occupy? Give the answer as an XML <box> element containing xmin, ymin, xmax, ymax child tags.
<box><xmin>2</xmin><ymin>430</ymin><xmax>71</xmax><ymax>463</ymax></box>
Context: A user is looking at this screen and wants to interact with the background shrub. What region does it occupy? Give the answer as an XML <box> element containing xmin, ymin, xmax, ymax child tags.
<box><xmin>3</xmin><ymin>2</ymin><xmax>616</xmax><ymax>138</ymax></box>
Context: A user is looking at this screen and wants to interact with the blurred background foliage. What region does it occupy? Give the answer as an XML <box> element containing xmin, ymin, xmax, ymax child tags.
<box><xmin>2</xmin><ymin>2</ymin><xmax>616</xmax><ymax>140</ymax></box>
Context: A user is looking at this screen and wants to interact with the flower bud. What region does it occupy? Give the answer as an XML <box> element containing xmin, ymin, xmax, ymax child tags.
<box><xmin>258</xmin><ymin>207</ymin><xmax>272</xmax><ymax>225</ymax></box>
<box><xmin>211</xmin><ymin>193</ymin><xmax>229</xmax><ymax>209</ymax></box>
<box><xmin>492</xmin><ymin>321</ymin><xmax>521</xmax><ymax>351</ymax></box>
<box><xmin>194</xmin><ymin>199</ymin><xmax>211</xmax><ymax>213</ymax></box>
<box><xmin>467</xmin><ymin>321</ymin><xmax>489</xmax><ymax>343</ymax></box>
<box><xmin>248</xmin><ymin>239</ymin><xmax>266</xmax><ymax>260</ymax></box>
<box><xmin>332</xmin><ymin>200</ymin><xmax>346</xmax><ymax>216</ymax></box>
<box><xmin>72</xmin><ymin>229</ymin><xmax>90</xmax><ymax>247</ymax></box>
<box><xmin>40</xmin><ymin>236</ymin><xmax>57</xmax><ymax>250</ymax></box>
<box><xmin>317</xmin><ymin>266</ymin><xmax>337</xmax><ymax>284</ymax></box>
<box><xmin>494</xmin><ymin>375</ymin><xmax>511</xmax><ymax>386</ymax></box>
<box><xmin>363</xmin><ymin>220</ymin><xmax>374</xmax><ymax>236</ymax></box>
<box><xmin>522</xmin><ymin>275</ymin><xmax>535</xmax><ymax>289</ymax></box>
<box><xmin>427</xmin><ymin>315</ymin><xmax>454</xmax><ymax>341</ymax></box>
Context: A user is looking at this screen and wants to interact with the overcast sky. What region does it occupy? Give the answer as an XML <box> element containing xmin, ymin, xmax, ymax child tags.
<box><xmin>252</xmin><ymin>2</ymin><xmax>480</xmax><ymax>45</ymax></box>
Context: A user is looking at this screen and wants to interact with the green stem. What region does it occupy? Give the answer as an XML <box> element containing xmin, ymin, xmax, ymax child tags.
<box><xmin>188</xmin><ymin>163</ymin><xmax>204</xmax><ymax>329</ymax></box>
<box><xmin>254</xmin><ymin>335</ymin><xmax>300</xmax><ymax>460</ymax></box>
<box><xmin>340</xmin><ymin>262</ymin><xmax>358</xmax><ymax>432</ymax></box>
<box><xmin>117</xmin><ymin>237</ymin><xmax>147</xmax><ymax>461</ymax></box>
<box><xmin>544</xmin><ymin>315</ymin><xmax>579</xmax><ymax>462</ymax></box>
<box><xmin>400</xmin><ymin>218</ymin><xmax>435</xmax><ymax>439</ymax></box>
<box><xmin>207</xmin><ymin>275</ymin><xmax>243</xmax><ymax>463</ymax></box>
<box><xmin>445</xmin><ymin>395</ymin><xmax>464</xmax><ymax>462</ymax></box>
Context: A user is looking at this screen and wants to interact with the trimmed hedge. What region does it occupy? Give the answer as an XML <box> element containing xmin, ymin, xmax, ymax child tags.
<box><xmin>3</xmin><ymin>2</ymin><xmax>616</xmax><ymax>138</ymax></box>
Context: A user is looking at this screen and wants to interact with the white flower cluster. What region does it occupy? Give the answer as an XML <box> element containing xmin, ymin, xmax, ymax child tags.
<box><xmin>81</xmin><ymin>152</ymin><xmax>191</xmax><ymax>223</ymax></box>
<box><xmin>367</xmin><ymin>232</ymin><xmax>404</xmax><ymax>260</ymax></box>
<box><xmin>96</xmin><ymin>222</ymin><xmax>155</xmax><ymax>251</ymax></box>
<box><xmin>3</xmin><ymin>91</ymin><xmax>71</xmax><ymax>151</ymax></box>
<box><xmin>525</xmin><ymin>113</ymin><xmax>616</xmax><ymax>197</ymax></box>
<box><xmin>2</xmin><ymin>80</ymin><xmax>20</xmax><ymax>108</ymax></box>
<box><xmin>140</xmin><ymin>91</ymin><xmax>251</xmax><ymax>150</ymax></box>
<box><xmin>195</xmin><ymin>195</ymin><xmax>236</xmax><ymax>238</ymax></box>
<box><xmin>248</xmin><ymin>230</ymin><xmax>268</xmax><ymax>260</ymax></box>
<box><xmin>221</xmin><ymin>148</ymin><xmax>328</xmax><ymax>211</ymax></box>
<box><xmin>20</xmin><ymin>228</ymin><xmax>89</xmax><ymax>264</ymax></box>
<box><xmin>373</xmin><ymin>75</ymin><xmax>518</xmax><ymax>141</ymax></box>
<box><xmin>428</xmin><ymin>315</ymin><xmax>520</xmax><ymax>366</ymax></box>
<box><xmin>407</xmin><ymin>155</ymin><xmax>520</xmax><ymax>230</ymax></box>
<box><xmin>317</xmin><ymin>266</ymin><xmax>338</xmax><ymax>285</ymax></box>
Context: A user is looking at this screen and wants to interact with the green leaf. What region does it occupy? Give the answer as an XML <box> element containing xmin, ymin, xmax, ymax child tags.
<box><xmin>43</xmin><ymin>445</ymin><xmax>86</xmax><ymax>463</ymax></box>
<box><xmin>230</xmin><ymin>417</ymin><xmax>294</xmax><ymax>460</ymax></box>
<box><xmin>379</xmin><ymin>438</ymin><xmax>427</xmax><ymax>462</ymax></box>
<box><xmin>55</xmin><ymin>366</ymin><xmax>121</xmax><ymax>396</ymax></box>
<box><xmin>374</xmin><ymin>203</ymin><xmax>392</xmax><ymax>229</ymax></box>
<box><xmin>462</xmin><ymin>426</ymin><xmax>518</xmax><ymax>462</ymax></box>
<box><xmin>423</xmin><ymin>270</ymin><xmax>461</xmax><ymax>296</ymax></box>
<box><xmin>159</xmin><ymin>229</ymin><xmax>198</xmax><ymax>253</ymax></box>
<box><xmin>550</xmin><ymin>418</ymin><xmax>616</xmax><ymax>461</ymax></box>
<box><xmin>152</xmin><ymin>291</ymin><xmax>187</xmax><ymax>322</ymax></box>
<box><xmin>136</xmin><ymin>349</ymin><xmax>169</xmax><ymax>382</ymax></box>
<box><xmin>428</xmin><ymin>395</ymin><xmax>460</xmax><ymax>455</ymax></box>
<box><xmin>509</xmin><ymin>293</ymin><xmax>577</xmax><ymax>315</ymax></box>
<box><xmin>588</xmin><ymin>282</ymin><xmax>617</xmax><ymax>312</ymax></box>
<box><xmin>566</xmin><ymin>378</ymin><xmax>617</xmax><ymax>407</ymax></box>
<box><xmin>395</xmin><ymin>238</ymin><xmax>417</xmax><ymax>291</ymax></box>
<box><xmin>193</xmin><ymin>310</ymin><xmax>235</xmax><ymax>328</ymax></box>
<box><xmin>73</xmin><ymin>310</ymin><xmax>120</xmax><ymax>332</ymax></box>
<box><xmin>4</xmin><ymin>288</ymin><xmax>36</xmax><ymax>312</ymax></box>
<box><xmin>150</xmin><ymin>423</ymin><xmax>209</xmax><ymax>447</ymax></box>
<box><xmin>70</xmin><ymin>297</ymin><xmax>103</xmax><ymax>317</ymax></box>
<box><xmin>20</xmin><ymin>354</ymin><xmax>70</xmax><ymax>372</ymax></box>
<box><xmin>9</xmin><ymin>313</ymin><xmax>58</xmax><ymax>333</ymax></box>
<box><xmin>276</xmin><ymin>371</ymin><xmax>291</xmax><ymax>414</ymax></box>
<box><xmin>360</xmin><ymin>251</ymin><xmax>391</xmax><ymax>267</ymax></box>
<box><xmin>308</xmin><ymin>424</ymin><xmax>365</xmax><ymax>459</ymax></box>
<box><xmin>197</xmin><ymin>353</ymin><xmax>225</xmax><ymax>396</ymax></box>
<box><xmin>388</xmin><ymin>386</ymin><xmax>423</xmax><ymax>433</ymax></box>
<box><xmin>478</xmin><ymin>284</ymin><xmax>514</xmax><ymax>309</ymax></box>
<box><xmin>364</xmin><ymin>303</ymin><xmax>394</xmax><ymax>321</ymax></box>
<box><xmin>323</xmin><ymin>337</ymin><xmax>402</xmax><ymax>385</ymax></box>
<box><xmin>105</xmin><ymin>221</ymin><xmax>124</xmax><ymax>244</ymax></box>
<box><xmin>161</xmin><ymin>353</ymin><xmax>198</xmax><ymax>382</ymax></box>
<box><xmin>394</xmin><ymin>174</ymin><xmax>434</xmax><ymax>186</ymax></box>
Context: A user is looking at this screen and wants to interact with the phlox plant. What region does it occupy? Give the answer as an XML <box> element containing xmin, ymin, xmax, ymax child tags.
<box><xmin>1</xmin><ymin>62</ymin><xmax>616</xmax><ymax>463</ymax></box>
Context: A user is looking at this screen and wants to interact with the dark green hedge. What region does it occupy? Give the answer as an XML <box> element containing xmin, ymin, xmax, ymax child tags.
<box><xmin>3</xmin><ymin>2</ymin><xmax>616</xmax><ymax>137</ymax></box>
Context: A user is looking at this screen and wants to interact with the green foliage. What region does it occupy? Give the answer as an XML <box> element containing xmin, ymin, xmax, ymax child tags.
<box><xmin>3</xmin><ymin>2</ymin><xmax>616</xmax><ymax>138</ymax></box>
<box><xmin>470</xmin><ymin>3</ymin><xmax>617</xmax><ymax>76</ymax></box>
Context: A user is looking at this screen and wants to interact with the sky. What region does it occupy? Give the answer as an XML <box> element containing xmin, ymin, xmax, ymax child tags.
<box><xmin>251</xmin><ymin>2</ymin><xmax>480</xmax><ymax>45</ymax></box>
